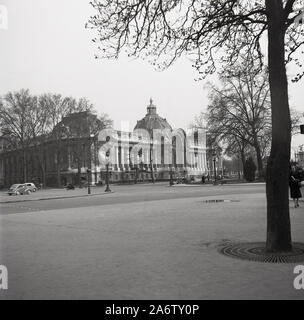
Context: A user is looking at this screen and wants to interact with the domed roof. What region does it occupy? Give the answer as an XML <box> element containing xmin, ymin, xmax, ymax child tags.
<box><xmin>134</xmin><ymin>98</ymin><xmax>172</xmax><ymax>132</ymax></box>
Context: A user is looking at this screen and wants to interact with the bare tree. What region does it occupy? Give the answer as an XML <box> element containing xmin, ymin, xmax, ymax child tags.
<box><xmin>88</xmin><ymin>0</ymin><xmax>304</xmax><ymax>252</ymax></box>
<box><xmin>1</xmin><ymin>91</ymin><xmax>113</xmax><ymax>187</ymax></box>
<box><xmin>38</xmin><ymin>94</ymin><xmax>74</xmax><ymax>187</ymax></box>
<box><xmin>40</xmin><ymin>93</ymin><xmax>112</xmax><ymax>187</ymax></box>
<box><xmin>26</xmin><ymin>96</ymin><xmax>50</xmax><ymax>186</ymax></box>
<box><xmin>197</xmin><ymin>106</ymin><xmax>251</xmax><ymax>178</ymax></box>
<box><xmin>0</xmin><ymin>89</ymin><xmax>38</xmax><ymax>182</ymax></box>
<box><xmin>207</xmin><ymin>62</ymin><xmax>271</xmax><ymax>178</ymax></box>
<box><xmin>225</xmin><ymin>138</ymin><xmax>250</xmax><ymax>177</ymax></box>
<box><xmin>59</xmin><ymin>110</ymin><xmax>113</xmax><ymax>186</ymax></box>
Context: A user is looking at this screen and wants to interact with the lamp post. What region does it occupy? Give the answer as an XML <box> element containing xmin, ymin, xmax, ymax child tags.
<box><xmin>150</xmin><ymin>133</ymin><xmax>155</xmax><ymax>184</ymax></box>
<box><xmin>150</xmin><ymin>159</ymin><xmax>155</xmax><ymax>184</ymax></box>
<box><xmin>87</xmin><ymin>169</ymin><xmax>92</xmax><ymax>194</ymax></box>
<box><xmin>212</xmin><ymin>150</ymin><xmax>217</xmax><ymax>185</ymax></box>
<box><xmin>140</xmin><ymin>161</ymin><xmax>144</xmax><ymax>182</ymax></box>
<box><xmin>105</xmin><ymin>156</ymin><xmax>111</xmax><ymax>193</ymax></box>
<box><xmin>87</xmin><ymin>134</ymin><xmax>95</xmax><ymax>195</ymax></box>
<box><xmin>137</xmin><ymin>151</ymin><xmax>144</xmax><ymax>183</ymax></box>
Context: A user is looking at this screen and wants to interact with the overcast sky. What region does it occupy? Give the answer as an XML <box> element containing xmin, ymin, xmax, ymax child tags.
<box><xmin>0</xmin><ymin>0</ymin><xmax>303</xmax><ymax>150</ymax></box>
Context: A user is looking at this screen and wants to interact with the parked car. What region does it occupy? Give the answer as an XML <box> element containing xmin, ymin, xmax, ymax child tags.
<box><xmin>8</xmin><ymin>184</ymin><xmax>32</xmax><ymax>196</ymax></box>
<box><xmin>24</xmin><ymin>182</ymin><xmax>37</xmax><ymax>192</ymax></box>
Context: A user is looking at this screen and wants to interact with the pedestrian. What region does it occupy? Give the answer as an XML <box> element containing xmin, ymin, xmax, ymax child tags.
<box><xmin>202</xmin><ymin>175</ymin><xmax>206</xmax><ymax>184</ymax></box>
<box><xmin>289</xmin><ymin>166</ymin><xmax>302</xmax><ymax>208</ymax></box>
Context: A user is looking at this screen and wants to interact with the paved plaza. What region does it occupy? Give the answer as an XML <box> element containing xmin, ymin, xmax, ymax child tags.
<box><xmin>0</xmin><ymin>183</ymin><xmax>304</xmax><ymax>300</ymax></box>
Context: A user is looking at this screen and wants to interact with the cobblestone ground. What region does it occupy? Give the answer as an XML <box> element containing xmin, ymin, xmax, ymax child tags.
<box><xmin>0</xmin><ymin>184</ymin><xmax>303</xmax><ymax>300</ymax></box>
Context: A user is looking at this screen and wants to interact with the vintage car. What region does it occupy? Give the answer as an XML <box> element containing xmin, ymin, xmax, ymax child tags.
<box><xmin>23</xmin><ymin>182</ymin><xmax>37</xmax><ymax>192</ymax></box>
<box><xmin>8</xmin><ymin>184</ymin><xmax>33</xmax><ymax>196</ymax></box>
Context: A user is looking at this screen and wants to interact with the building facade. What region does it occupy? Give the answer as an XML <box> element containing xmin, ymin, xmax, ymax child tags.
<box><xmin>0</xmin><ymin>100</ymin><xmax>208</xmax><ymax>188</ymax></box>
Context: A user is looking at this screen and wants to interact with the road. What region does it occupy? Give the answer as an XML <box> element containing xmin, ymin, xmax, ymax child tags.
<box><xmin>0</xmin><ymin>183</ymin><xmax>265</xmax><ymax>215</ymax></box>
<box><xmin>1</xmin><ymin>183</ymin><xmax>304</xmax><ymax>300</ymax></box>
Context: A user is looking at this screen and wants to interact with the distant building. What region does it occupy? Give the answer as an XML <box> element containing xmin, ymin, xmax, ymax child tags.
<box><xmin>0</xmin><ymin>111</ymin><xmax>97</xmax><ymax>188</ymax></box>
<box><xmin>0</xmin><ymin>99</ymin><xmax>207</xmax><ymax>188</ymax></box>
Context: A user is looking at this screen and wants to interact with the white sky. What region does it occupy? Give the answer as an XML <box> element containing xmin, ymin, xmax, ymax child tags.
<box><xmin>0</xmin><ymin>0</ymin><xmax>303</xmax><ymax>150</ymax></box>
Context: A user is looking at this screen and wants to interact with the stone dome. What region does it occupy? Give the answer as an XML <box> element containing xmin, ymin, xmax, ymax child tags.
<box><xmin>134</xmin><ymin>98</ymin><xmax>172</xmax><ymax>132</ymax></box>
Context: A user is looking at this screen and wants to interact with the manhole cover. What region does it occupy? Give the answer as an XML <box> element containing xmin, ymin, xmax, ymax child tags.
<box><xmin>218</xmin><ymin>242</ymin><xmax>304</xmax><ymax>263</ymax></box>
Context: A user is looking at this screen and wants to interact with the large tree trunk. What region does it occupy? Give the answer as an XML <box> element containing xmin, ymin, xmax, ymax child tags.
<box><xmin>266</xmin><ymin>0</ymin><xmax>292</xmax><ymax>252</ymax></box>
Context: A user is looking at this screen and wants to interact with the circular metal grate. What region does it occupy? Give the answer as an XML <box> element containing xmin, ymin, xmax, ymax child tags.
<box><xmin>218</xmin><ymin>242</ymin><xmax>304</xmax><ymax>263</ymax></box>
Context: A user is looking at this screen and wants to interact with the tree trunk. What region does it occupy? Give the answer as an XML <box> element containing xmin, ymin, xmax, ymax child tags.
<box><xmin>238</xmin><ymin>157</ymin><xmax>241</xmax><ymax>180</ymax></box>
<box><xmin>240</xmin><ymin>149</ymin><xmax>246</xmax><ymax>175</ymax></box>
<box><xmin>253</xmin><ymin>137</ymin><xmax>264</xmax><ymax>178</ymax></box>
<box><xmin>266</xmin><ymin>0</ymin><xmax>292</xmax><ymax>252</ymax></box>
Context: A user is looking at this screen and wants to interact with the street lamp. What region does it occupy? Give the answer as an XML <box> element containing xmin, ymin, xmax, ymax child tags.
<box><xmin>150</xmin><ymin>136</ymin><xmax>155</xmax><ymax>184</ymax></box>
<box><xmin>150</xmin><ymin>159</ymin><xmax>155</xmax><ymax>184</ymax></box>
<box><xmin>137</xmin><ymin>150</ymin><xmax>144</xmax><ymax>183</ymax></box>
<box><xmin>87</xmin><ymin>134</ymin><xmax>95</xmax><ymax>195</ymax></box>
<box><xmin>105</xmin><ymin>153</ymin><xmax>112</xmax><ymax>193</ymax></box>
<box><xmin>87</xmin><ymin>168</ymin><xmax>92</xmax><ymax>194</ymax></box>
<box><xmin>212</xmin><ymin>150</ymin><xmax>217</xmax><ymax>185</ymax></box>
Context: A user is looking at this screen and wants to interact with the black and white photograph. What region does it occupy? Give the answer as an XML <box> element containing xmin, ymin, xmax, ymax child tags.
<box><xmin>1</xmin><ymin>0</ymin><xmax>304</xmax><ymax>304</ymax></box>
